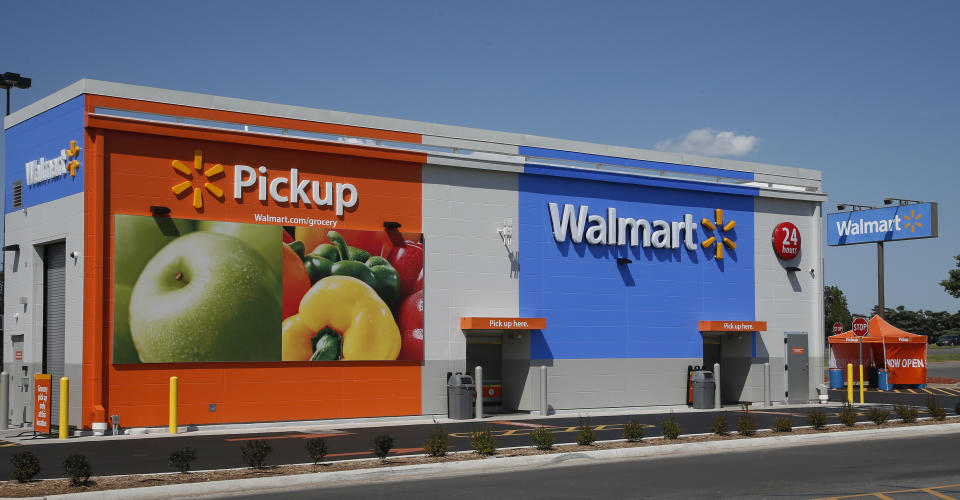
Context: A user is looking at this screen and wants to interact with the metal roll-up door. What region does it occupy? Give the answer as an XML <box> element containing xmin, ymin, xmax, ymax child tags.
<box><xmin>44</xmin><ymin>242</ymin><xmax>66</xmax><ymax>426</ymax></box>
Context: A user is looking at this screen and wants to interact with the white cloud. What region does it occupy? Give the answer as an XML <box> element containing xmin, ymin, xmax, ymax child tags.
<box><xmin>654</xmin><ymin>128</ymin><xmax>759</xmax><ymax>157</ymax></box>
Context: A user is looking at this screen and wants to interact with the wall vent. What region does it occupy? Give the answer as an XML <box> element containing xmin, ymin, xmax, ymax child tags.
<box><xmin>11</xmin><ymin>181</ymin><xmax>22</xmax><ymax>209</ymax></box>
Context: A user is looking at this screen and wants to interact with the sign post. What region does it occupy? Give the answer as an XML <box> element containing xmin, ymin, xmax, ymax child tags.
<box><xmin>852</xmin><ymin>318</ymin><xmax>869</xmax><ymax>381</ymax></box>
<box><xmin>34</xmin><ymin>374</ymin><xmax>51</xmax><ymax>435</ymax></box>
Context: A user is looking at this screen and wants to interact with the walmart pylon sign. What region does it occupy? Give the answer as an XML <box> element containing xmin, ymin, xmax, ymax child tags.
<box><xmin>827</xmin><ymin>203</ymin><xmax>938</xmax><ymax>246</ymax></box>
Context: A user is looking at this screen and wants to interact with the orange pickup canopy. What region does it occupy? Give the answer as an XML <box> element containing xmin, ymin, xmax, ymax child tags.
<box><xmin>460</xmin><ymin>317</ymin><xmax>546</xmax><ymax>330</ymax></box>
<box><xmin>828</xmin><ymin>315</ymin><xmax>927</xmax><ymax>385</ymax></box>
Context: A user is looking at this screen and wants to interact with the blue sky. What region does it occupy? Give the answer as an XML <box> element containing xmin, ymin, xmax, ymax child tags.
<box><xmin>3</xmin><ymin>1</ymin><xmax>958</xmax><ymax>315</ymax></box>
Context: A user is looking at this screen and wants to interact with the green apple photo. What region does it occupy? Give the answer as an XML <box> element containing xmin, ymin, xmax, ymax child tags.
<box><xmin>115</xmin><ymin>216</ymin><xmax>284</xmax><ymax>363</ymax></box>
<box><xmin>129</xmin><ymin>230</ymin><xmax>282</xmax><ymax>362</ymax></box>
<box><xmin>113</xmin><ymin>215</ymin><xmax>195</xmax><ymax>363</ymax></box>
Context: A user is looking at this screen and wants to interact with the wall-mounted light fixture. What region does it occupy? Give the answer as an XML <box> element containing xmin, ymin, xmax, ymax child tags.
<box><xmin>3</xmin><ymin>243</ymin><xmax>20</xmax><ymax>252</ymax></box>
<box><xmin>383</xmin><ymin>221</ymin><xmax>402</xmax><ymax>230</ymax></box>
<box><xmin>883</xmin><ymin>198</ymin><xmax>923</xmax><ymax>206</ymax></box>
<box><xmin>70</xmin><ymin>251</ymin><xmax>80</xmax><ymax>259</ymax></box>
<box><xmin>836</xmin><ymin>203</ymin><xmax>876</xmax><ymax>211</ymax></box>
<box><xmin>150</xmin><ymin>205</ymin><xmax>171</xmax><ymax>215</ymax></box>
<box><xmin>616</xmin><ymin>257</ymin><xmax>632</xmax><ymax>265</ymax></box>
<box><xmin>497</xmin><ymin>218</ymin><xmax>513</xmax><ymax>248</ymax></box>
<box><xmin>785</xmin><ymin>266</ymin><xmax>801</xmax><ymax>273</ymax></box>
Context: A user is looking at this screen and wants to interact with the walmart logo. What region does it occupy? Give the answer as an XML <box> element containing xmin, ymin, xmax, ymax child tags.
<box><xmin>171</xmin><ymin>150</ymin><xmax>225</xmax><ymax>210</ymax></box>
<box><xmin>700</xmin><ymin>208</ymin><xmax>736</xmax><ymax>259</ymax></box>
<box><xmin>24</xmin><ymin>140</ymin><xmax>81</xmax><ymax>186</ymax></box>
<box><xmin>548</xmin><ymin>203</ymin><xmax>737</xmax><ymax>259</ymax></box>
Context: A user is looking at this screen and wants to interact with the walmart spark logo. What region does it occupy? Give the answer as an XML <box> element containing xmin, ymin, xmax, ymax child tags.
<box><xmin>701</xmin><ymin>208</ymin><xmax>736</xmax><ymax>259</ymax></box>
<box><xmin>903</xmin><ymin>209</ymin><xmax>923</xmax><ymax>233</ymax></box>
<box><xmin>65</xmin><ymin>141</ymin><xmax>80</xmax><ymax>177</ymax></box>
<box><xmin>171</xmin><ymin>150</ymin><xmax>224</xmax><ymax>210</ymax></box>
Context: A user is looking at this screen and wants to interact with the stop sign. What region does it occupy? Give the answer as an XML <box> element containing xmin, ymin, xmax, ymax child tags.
<box><xmin>852</xmin><ymin>318</ymin><xmax>868</xmax><ymax>336</ymax></box>
<box><xmin>832</xmin><ymin>322</ymin><xmax>844</xmax><ymax>335</ymax></box>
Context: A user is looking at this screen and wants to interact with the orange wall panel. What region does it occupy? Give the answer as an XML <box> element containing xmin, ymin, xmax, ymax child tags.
<box><xmin>86</xmin><ymin>116</ymin><xmax>425</xmax><ymax>428</ymax></box>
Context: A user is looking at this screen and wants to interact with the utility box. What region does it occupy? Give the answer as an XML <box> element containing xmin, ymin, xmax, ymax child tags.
<box><xmin>692</xmin><ymin>370</ymin><xmax>715</xmax><ymax>409</ymax></box>
<box><xmin>447</xmin><ymin>373</ymin><xmax>475</xmax><ymax>419</ymax></box>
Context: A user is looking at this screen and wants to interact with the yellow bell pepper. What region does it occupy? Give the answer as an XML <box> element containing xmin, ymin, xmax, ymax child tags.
<box><xmin>297</xmin><ymin>275</ymin><xmax>401</xmax><ymax>360</ymax></box>
<box><xmin>281</xmin><ymin>314</ymin><xmax>315</xmax><ymax>361</ymax></box>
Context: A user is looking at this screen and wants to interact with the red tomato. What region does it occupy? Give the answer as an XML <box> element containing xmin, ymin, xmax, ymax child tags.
<box><xmin>388</xmin><ymin>241</ymin><xmax>424</xmax><ymax>298</ymax></box>
<box><xmin>396</xmin><ymin>290</ymin><xmax>423</xmax><ymax>361</ymax></box>
<box><xmin>414</xmin><ymin>268</ymin><xmax>424</xmax><ymax>293</ymax></box>
<box><xmin>282</xmin><ymin>244</ymin><xmax>311</xmax><ymax>320</ymax></box>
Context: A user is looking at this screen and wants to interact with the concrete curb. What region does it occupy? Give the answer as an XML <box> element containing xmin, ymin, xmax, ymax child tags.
<box><xmin>37</xmin><ymin>422</ymin><xmax>960</xmax><ymax>499</ymax></box>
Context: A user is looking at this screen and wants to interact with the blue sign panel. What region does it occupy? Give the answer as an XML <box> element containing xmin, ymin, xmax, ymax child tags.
<box><xmin>519</xmin><ymin>166</ymin><xmax>755</xmax><ymax>360</ymax></box>
<box><xmin>5</xmin><ymin>95</ymin><xmax>85</xmax><ymax>213</ymax></box>
<box><xmin>827</xmin><ymin>203</ymin><xmax>938</xmax><ymax>246</ymax></box>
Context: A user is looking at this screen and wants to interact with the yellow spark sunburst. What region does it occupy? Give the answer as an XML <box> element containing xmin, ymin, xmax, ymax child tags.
<box><xmin>66</xmin><ymin>140</ymin><xmax>80</xmax><ymax>177</ymax></box>
<box><xmin>903</xmin><ymin>209</ymin><xmax>922</xmax><ymax>233</ymax></box>
<box><xmin>701</xmin><ymin>208</ymin><xmax>737</xmax><ymax>259</ymax></box>
<box><xmin>171</xmin><ymin>150</ymin><xmax>225</xmax><ymax>210</ymax></box>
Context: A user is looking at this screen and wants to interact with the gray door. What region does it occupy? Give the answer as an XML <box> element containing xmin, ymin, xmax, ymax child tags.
<box><xmin>786</xmin><ymin>332</ymin><xmax>809</xmax><ymax>404</ymax></box>
<box><xmin>43</xmin><ymin>242</ymin><xmax>66</xmax><ymax>426</ymax></box>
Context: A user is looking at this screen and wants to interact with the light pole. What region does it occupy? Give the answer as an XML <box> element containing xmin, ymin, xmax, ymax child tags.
<box><xmin>1</xmin><ymin>72</ymin><xmax>32</xmax><ymax>116</ymax></box>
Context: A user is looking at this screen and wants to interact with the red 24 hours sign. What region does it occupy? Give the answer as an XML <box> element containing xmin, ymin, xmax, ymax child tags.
<box><xmin>772</xmin><ymin>222</ymin><xmax>801</xmax><ymax>260</ymax></box>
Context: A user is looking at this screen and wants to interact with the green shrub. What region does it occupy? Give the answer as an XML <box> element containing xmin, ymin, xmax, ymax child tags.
<box><xmin>575</xmin><ymin>415</ymin><xmax>596</xmax><ymax>446</ymax></box>
<box><xmin>771</xmin><ymin>417</ymin><xmax>792</xmax><ymax>432</ymax></box>
<box><xmin>240</xmin><ymin>440</ymin><xmax>272</xmax><ymax>469</ymax></box>
<box><xmin>168</xmin><ymin>447</ymin><xmax>195</xmax><ymax>474</ymax></box>
<box><xmin>737</xmin><ymin>416</ymin><xmax>758</xmax><ymax>436</ymax></box>
<box><xmin>424</xmin><ymin>421</ymin><xmax>448</xmax><ymax>457</ymax></box>
<box><xmin>806</xmin><ymin>409</ymin><xmax>827</xmax><ymax>430</ymax></box>
<box><xmin>305</xmin><ymin>438</ymin><xmax>328</xmax><ymax>465</ymax></box>
<box><xmin>709</xmin><ymin>413</ymin><xmax>729</xmax><ymax>436</ymax></box>
<box><xmin>470</xmin><ymin>426</ymin><xmax>497</xmax><ymax>456</ymax></box>
<box><xmin>866</xmin><ymin>407</ymin><xmax>889</xmax><ymax>425</ymax></box>
<box><xmin>894</xmin><ymin>403</ymin><xmax>918</xmax><ymax>423</ymax></box>
<box><xmin>837</xmin><ymin>403</ymin><xmax>858</xmax><ymax>427</ymax></box>
<box><xmin>926</xmin><ymin>395</ymin><xmax>947</xmax><ymax>421</ymax></box>
<box><xmin>373</xmin><ymin>434</ymin><xmax>394</xmax><ymax>461</ymax></box>
<box><xmin>623</xmin><ymin>419</ymin><xmax>644</xmax><ymax>442</ymax></box>
<box><xmin>63</xmin><ymin>454</ymin><xmax>91</xmax><ymax>487</ymax></box>
<box><xmin>661</xmin><ymin>414</ymin><xmax>682</xmax><ymax>440</ymax></box>
<box><xmin>10</xmin><ymin>451</ymin><xmax>41</xmax><ymax>483</ymax></box>
<box><xmin>531</xmin><ymin>426</ymin><xmax>555</xmax><ymax>450</ymax></box>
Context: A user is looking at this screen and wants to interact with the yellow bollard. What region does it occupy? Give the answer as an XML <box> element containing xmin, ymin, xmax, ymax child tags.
<box><xmin>859</xmin><ymin>365</ymin><xmax>865</xmax><ymax>404</ymax></box>
<box><xmin>847</xmin><ymin>363</ymin><xmax>853</xmax><ymax>404</ymax></box>
<box><xmin>169</xmin><ymin>376</ymin><xmax>178</xmax><ymax>434</ymax></box>
<box><xmin>59</xmin><ymin>377</ymin><xmax>69</xmax><ymax>439</ymax></box>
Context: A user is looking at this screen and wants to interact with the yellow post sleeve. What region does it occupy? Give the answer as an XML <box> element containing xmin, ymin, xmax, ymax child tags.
<box><xmin>59</xmin><ymin>377</ymin><xmax>69</xmax><ymax>439</ymax></box>
<box><xmin>859</xmin><ymin>365</ymin><xmax>865</xmax><ymax>404</ymax></box>
<box><xmin>847</xmin><ymin>363</ymin><xmax>853</xmax><ymax>404</ymax></box>
<box><xmin>169</xmin><ymin>376</ymin><xmax>178</xmax><ymax>434</ymax></box>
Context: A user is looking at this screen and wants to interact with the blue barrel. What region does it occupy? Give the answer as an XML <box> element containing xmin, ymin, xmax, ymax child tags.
<box><xmin>877</xmin><ymin>369</ymin><xmax>892</xmax><ymax>391</ymax></box>
<box><xmin>829</xmin><ymin>368</ymin><xmax>844</xmax><ymax>389</ymax></box>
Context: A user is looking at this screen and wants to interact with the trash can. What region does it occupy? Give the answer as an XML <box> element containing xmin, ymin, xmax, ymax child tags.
<box><xmin>829</xmin><ymin>368</ymin><xmax>844</xmax><ymax>389</ymax></box>
<box><xmin>692</xmin><ymin>370</ymin><xmax>715</xmax><ymax>409</ymax></box>
<box><xmin>447</xmin><ymin>373</ymin><xmax>475</xmax><ymax>419</ymax></box>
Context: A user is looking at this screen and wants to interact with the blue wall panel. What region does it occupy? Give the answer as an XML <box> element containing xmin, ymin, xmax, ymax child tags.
<box><xmin>519</xmin><ymin>168</ymin><xmax>756</xmax><ymax>360</ymax></box>
<box><xmin>5</xmin><ymin>95</ymin><xmax>85</xmax><ymax>213</ymax></box>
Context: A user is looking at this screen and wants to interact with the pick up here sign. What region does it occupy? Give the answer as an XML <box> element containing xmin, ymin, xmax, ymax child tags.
<box><xmin>827</xmin><ymin>203</ymin><xmax>937</xmax><ymax>246</ymax></box>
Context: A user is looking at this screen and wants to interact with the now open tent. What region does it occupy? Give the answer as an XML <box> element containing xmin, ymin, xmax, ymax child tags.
<box><xmin>828</xmin><ymin>315</ymin><xmax>927</xmax><ymax>385</ymax></box>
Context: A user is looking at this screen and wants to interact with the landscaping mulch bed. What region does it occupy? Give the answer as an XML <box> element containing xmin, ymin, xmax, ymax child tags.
<box><xmin>1</xmin><ymin>416</ymin><xmax>957</xmax><ymax>498</ymax></box>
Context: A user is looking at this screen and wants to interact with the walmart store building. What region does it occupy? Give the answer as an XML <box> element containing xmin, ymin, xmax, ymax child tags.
<box><xmin>3</xmin><ymin>80</ymin><xmax>825</xmax><ymax>430</ymax></box>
